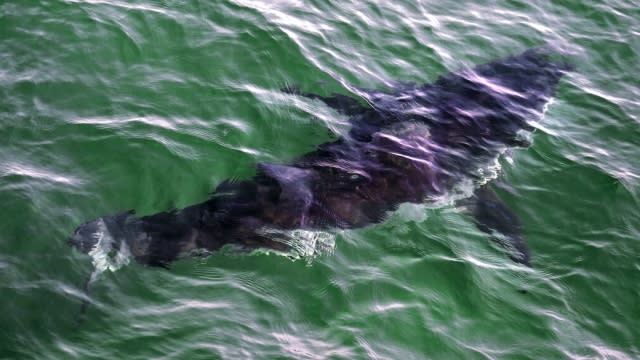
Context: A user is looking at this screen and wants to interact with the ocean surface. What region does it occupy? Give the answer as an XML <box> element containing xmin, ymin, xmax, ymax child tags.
<box><xmin>1</xmin><ymin>0</ymin><xmax>639</xmax><ymax>359</ymax></box>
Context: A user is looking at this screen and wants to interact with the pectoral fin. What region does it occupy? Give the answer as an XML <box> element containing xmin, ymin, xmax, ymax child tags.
<box><xmin>461</xmin><ymin>185</ymin><xmax>531</xmax><ymax>266</ymax></box>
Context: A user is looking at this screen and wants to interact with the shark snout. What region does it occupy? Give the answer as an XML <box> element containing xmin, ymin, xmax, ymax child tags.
<box><xmin>69</xmin><ymin>210</ymin><xmax>138</xmax><ymax>255</ymax></box>
<box><xmin>68</xmin><ymin>219</ymin><xmax>102</xmax><ymax>254</ymax></box>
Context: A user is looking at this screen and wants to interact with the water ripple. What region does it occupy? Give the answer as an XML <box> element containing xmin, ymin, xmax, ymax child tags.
<box><xmin>0</xmin><ymin>161</ymin><xmax>82</xmax><ymax>186</ymax></box>
<box><xmin>2</xmin><ymin>0</ymin><xmax>640</xmax><ymax>358</ymax></box>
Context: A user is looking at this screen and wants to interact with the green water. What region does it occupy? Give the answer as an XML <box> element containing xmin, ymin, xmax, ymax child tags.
<box><xmin>1</xmin><ymin>0</ymin><xmax>639</xmax><ymax>358</ymax></box>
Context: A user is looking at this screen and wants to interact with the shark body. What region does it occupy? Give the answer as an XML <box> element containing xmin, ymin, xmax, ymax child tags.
<box><xmin>70</xmin><ymin>47</ymin><xmax>572</xmax><ymax>269</ymax></box>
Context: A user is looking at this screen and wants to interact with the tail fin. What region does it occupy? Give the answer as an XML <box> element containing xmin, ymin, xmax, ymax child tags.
<box><xmin>430</xmin><ymin>46</ymin><xmax>573</xmax><ymax>165</ymax></box>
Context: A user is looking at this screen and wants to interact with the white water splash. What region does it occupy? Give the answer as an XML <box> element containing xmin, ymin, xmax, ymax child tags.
<box><xmin>87</xmin><ymin>219</ymin><xmax>132</xmax><ymax>273</ymax></box>
<box><xmin>258</xmin><ymin>228</ymin><xmax>337</xmax><ymax>259</ymax></box>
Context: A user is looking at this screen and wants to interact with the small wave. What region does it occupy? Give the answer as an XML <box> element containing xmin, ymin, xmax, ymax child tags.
<box><xmin>0</xmin><ymin>161</ymin><xmax>82</xmax><ymax>186</ymax></box>
<box><xmin>70</xmin><ymin>115</ymin><xmax>178</xmax><ymax>131</ymax></box>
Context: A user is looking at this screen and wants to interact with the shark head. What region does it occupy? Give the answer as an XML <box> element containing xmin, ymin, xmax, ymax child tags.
<box><xmin>68</xmin><ymin>210</ymin><xmax>144</xmax><ymax>272</ymax></box>
<box><xmin>68</xmin><ymin>218</ymin><xmax>103</xmax><ymax>254</ymax></box>
<box><xmin>68</xmin><ymin>210</ymin><xmax>135</xmax><ymax>254</ymax></box>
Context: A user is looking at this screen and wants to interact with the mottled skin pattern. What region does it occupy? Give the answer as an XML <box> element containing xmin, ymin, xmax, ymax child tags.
<box><xmin>69</xmin><ymin>47</ymin><xmax>572</xmax><ymax>268</ymax></box>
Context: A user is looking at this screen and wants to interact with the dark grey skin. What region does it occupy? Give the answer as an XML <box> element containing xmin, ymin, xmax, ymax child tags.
<box><xmin>69</xmin><ymin>47</ymin><xmax>572</xmax><ymax>269</ymax></box>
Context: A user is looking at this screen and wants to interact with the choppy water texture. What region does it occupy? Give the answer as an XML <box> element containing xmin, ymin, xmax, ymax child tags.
<box><xmin>1</xmin><ymin>0</ymin><xmax>639</xmax><ymax>359</ymax></box>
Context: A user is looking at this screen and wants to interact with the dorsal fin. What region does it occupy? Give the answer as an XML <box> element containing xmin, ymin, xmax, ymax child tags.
<box><xmin>257</xmin><ymin>163</ymin><xmax>314</xmax><ymax>204</ymax></box>
<box><xmin>257</xmin><ymin>163</ymin><xmax>315</xmax><ymax>226</ymax></box>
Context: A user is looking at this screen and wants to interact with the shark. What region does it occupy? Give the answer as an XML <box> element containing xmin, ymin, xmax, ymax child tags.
<box><xmin>69</xmin><ymin>47</ymin><xmax>572</xmax><ymax>273</ymax></box>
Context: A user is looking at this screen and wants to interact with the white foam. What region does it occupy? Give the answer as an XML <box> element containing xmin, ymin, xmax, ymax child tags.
<box><xmin>258</xmin><ymin>228</ymin><xmax>337</xmax><ymax>259</ymax></box>
<box><xmin>395</xmin><ymin>203</ymin><xmax>428</xmax><ymax>223</ymax></box>
<box><xmin>87</xmin><ymin>219</ymin><xmax>132</xmax><ymax>273</ymax></box>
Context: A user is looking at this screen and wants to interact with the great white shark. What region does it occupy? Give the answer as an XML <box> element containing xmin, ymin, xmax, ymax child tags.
<box><xmin>69</xmin><ymin>47</ymin><xmax>572</xmax><ymax>272</ymax></box>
